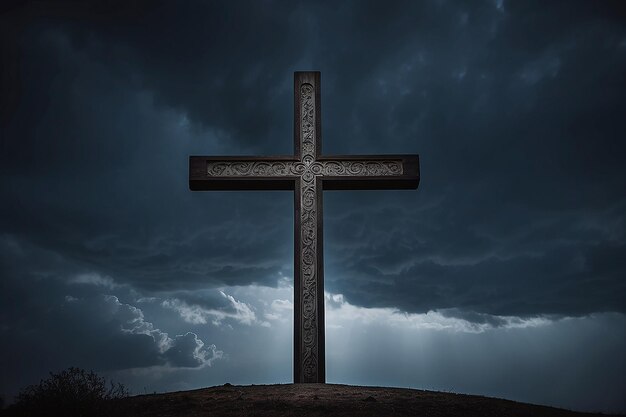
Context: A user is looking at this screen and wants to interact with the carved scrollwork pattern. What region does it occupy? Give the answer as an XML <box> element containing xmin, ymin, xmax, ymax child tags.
<box><xmin>205</xmin><ymin>160</ymin><xmax>403</xmax><ymax>178</ymax></box>
<box><xmin>299</xmin><ymin>83</ymin><xmax>317</xmax><ymax>382</ymax></box>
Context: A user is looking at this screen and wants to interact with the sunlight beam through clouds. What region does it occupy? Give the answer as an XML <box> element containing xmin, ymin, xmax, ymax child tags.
<box><xmin>192</xmin><ymin>283</ymin><xmax>625</xmax><ymax>413</ymax></box>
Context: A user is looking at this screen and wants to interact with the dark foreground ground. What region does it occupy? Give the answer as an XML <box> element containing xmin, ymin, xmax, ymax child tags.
<box><xmin>115</xmin><ymin>384</ymin><xmax>622</xmax><ymax>417</ymax></box>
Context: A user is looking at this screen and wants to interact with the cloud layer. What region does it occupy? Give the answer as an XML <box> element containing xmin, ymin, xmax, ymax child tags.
<box><xmin>1</xmin><ymin>0</ymin><xmax>624</xmax><ymax>412</ymax></box>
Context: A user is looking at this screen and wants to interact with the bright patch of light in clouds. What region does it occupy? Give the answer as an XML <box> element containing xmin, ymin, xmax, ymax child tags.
<box><xmin>250</xmin><ymin>288</ymin><xmax>552</xmax><ymax>334</ymax></box>
<box><xmin>162</xmin><ymin>291</ymin><xmax>261</xmax><ymax>326</ymax></box>
<box><xmin>264</xmin><ymin>299</ymin><xmax>293</xmax><ymax>322</ymax></box>
<box><xmin>203</xmin><ymin>285</ymin><xmax>624</xmax><ymax>414</ymax></box>
<box><xmin>325</xmin><ymin>293</ymin><xmax>552</xmax><ymax>333</ymax></box>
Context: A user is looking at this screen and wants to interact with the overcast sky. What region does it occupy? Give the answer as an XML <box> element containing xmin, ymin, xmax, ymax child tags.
<box><xmin>1</xmin><ymin>0</ymin><xmax>625</xmax><ymax>413</ymax></box>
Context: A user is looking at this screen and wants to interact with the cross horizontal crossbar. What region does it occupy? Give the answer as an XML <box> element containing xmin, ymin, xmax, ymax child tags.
<box><xmin>189</xmin><ymin>154</ymin><xmax>419</xmax><ymax>190</ymax></box>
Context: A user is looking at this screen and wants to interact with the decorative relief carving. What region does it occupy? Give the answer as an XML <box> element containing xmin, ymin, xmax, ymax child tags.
<box><xmin>299</xmin><ymin>83</ymin><xmax>317</xmax><ymax>382</ymax></box>
<box><xmin>205</xmin><ymin>160</ymin><xmax>403</xmax><ymax>178</ymax></box>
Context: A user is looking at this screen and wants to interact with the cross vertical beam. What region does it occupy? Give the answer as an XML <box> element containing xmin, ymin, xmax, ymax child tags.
<box><xmin>189</xmin><ymin>71</ymin><xmax>420</xmax><ymax>384</ymax></box>
<box><xmin>293</xmin><ymin>72</ymin><xmax>324</xmax><ymax>382</ymax></box>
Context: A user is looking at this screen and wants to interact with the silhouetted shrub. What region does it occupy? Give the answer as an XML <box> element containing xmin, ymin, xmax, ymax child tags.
<box><xmin>8</xmin><ymin>367</ymin><xmax>128</xmax><ymax>417</ymax></box>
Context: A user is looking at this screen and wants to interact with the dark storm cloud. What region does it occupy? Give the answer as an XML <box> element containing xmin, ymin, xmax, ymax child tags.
<box><xmin>0</xmin><ymin>21</ymin><xmax>292</xmax><ymax>289</ymax></box>
<box><xmin>0</xmin><ymin>235</ymin><xmax>223</xmax><ymax>395</ymax></box>
<box><xmin>324</xmin><ymin>194</ymin><xmax>626</xmax><ymax>316</ymax></box>
<box><xmin>1</xmin><ymin>0</ymin><xmax>625</xmax><ymax>324</ymax></box>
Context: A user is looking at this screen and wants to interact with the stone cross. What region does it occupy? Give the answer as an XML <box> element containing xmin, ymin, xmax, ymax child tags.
<box><xmin>189</xmin><ymin>72</ymin><xmax>420</xmax><ymax>383</ymax></box>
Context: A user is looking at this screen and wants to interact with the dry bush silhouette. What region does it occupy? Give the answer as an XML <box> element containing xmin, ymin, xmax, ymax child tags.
<box><xmin>6</xmin><ymin>367</ymin><xmax>128</xmax><ymax>417</ymax></box>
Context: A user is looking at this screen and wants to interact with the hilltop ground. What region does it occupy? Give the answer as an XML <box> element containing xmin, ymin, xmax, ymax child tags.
<box><xmin>115</xmin><ymin>383</ymin><xmax>621</xmax><ymax>417</ymax></box>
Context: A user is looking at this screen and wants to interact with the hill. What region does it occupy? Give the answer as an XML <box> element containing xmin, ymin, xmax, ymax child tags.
<box><xmin>116</xmin><ymin>383</ymin><xmax>621</xmax><ymax>417</ymax></box>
